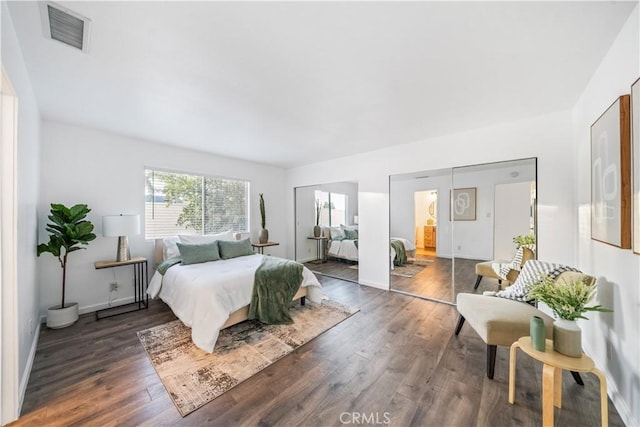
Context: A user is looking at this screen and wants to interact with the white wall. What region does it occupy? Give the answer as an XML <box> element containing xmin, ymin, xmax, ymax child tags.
<box><xmin>38</xmin><ymin>121</ymin><xmax>286</xmax><ymax>315</ymax></box>
<box><xmin>572</xmin><ymin>5</ymin><xmax>640</xmax><ymax>426</ymax></box>
<box><xmin>494</xmin><ymin>181</ymin><xmax>533</xmax><ymax>260</ymax></box>
<box><xmin>2</xmin><ymin>2</ymin><xmax>42</xmax><ymax>419</ymax></box>
<box><xmin>287</xmin><ymin>109</ymin><xmax>575</xmax><ymax>289</ymax></box>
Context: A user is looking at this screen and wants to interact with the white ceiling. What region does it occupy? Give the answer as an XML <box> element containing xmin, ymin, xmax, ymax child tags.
<box><xmin>5</xmin><ymin>1</ymin><xmax>637</xmax><ymax>168</ymax></box>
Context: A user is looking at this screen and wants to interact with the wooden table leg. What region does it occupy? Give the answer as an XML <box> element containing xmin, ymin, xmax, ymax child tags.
<box><xmin>509</xmin><ymin>341</ymin><xmax>520</xmax><ymax>404</ymax></box>
<box><xmin>554</xmin><ymin>366</ymin><xmax>562</xmax><ymax>408</ymax></box>
<box><xmin>542</xmin><ymin>363</ymin><xmax>556</xmax><ymax>427</ymax></box>
<box><xmin>591</xmin><ymin>368</ymin><xmax>608</xmax><ymax>427</ymax></box>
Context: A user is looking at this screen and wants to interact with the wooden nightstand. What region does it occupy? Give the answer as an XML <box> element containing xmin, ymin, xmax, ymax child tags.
<box><xmin>251</xmin><ymin>242</ymin><xmax>279</xmax><ymax>254</ymax></box>
<box><xmin>94</xmin><ymin>257</ymin><xmax>148</xmax><ymax>320</ymax></box>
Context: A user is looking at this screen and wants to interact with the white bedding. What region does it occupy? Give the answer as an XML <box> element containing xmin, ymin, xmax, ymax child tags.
<box><xmin>327</xmin><ymin>239</ymin><xmax>359</xmax><ymax>261</ymax></box>
<box><xmin>148</xmin><ymin>254</ymin><xmax>323</xmax><ymax>353</ymax></box>
<box><xmin>327</xmin><ymin>237</ymin><xmax>416</xmax><ymax>267</ymax></box>
<box><xmin>391</xmin><ymin>237</ymin><xmax>416</xmax><ymax>252</ymax></box>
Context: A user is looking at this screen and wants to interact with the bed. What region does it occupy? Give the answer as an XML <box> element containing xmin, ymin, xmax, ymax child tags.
<box><xmin>148</xmin><ymin>235</ymin><xmax>323</xmax><ymax>353</ymax></box>
<box><xmin>324</xmin><ymin>226</ymin><xmax>416</xmax><ymax>267</ymax></box>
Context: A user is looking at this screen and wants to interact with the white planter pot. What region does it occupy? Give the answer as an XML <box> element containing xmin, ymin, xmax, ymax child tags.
<box><xmin>553</xmin><ymin>318</ymin><xmax>582</xmax><ymax>357</ymax></box>
<box><xmin>47</xmin><ymin>302</ymin><xmax>79</xmax><ymax>329</ymax></box>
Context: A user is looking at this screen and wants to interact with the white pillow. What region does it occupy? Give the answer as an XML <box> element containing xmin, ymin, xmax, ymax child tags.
<box><xmin>341</xmin><ymin>224</ymin><xmax>358</xmax><ymax>231</ymax></box>
<box><xmin>162</xmin><ymin>236</ymin><xmax>181</xmax><ymax>260</ymax></box>
<box><xmin>179</xmin><ymin>231</ymin><xmax>233</xmax><ymax>245</ymax></box>
<box><xmin>329</xmin><ymin>226</ymin><xmax>346</xmax><ymax>241</ymax></box>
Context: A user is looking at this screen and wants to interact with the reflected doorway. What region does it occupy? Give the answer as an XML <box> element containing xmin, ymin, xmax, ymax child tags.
<box><xmin>415</xmin><ymin>190</ymin><xmax>438</xmax><ymax>258</ymax></box>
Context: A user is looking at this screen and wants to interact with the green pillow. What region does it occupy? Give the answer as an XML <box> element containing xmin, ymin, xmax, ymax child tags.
<box><xmin>344</xmin><ymin>229</ymin><xmax>358</xmax><ymax>240</ymax></box>
<box><xmin>218</xmin><ymin>238</ymin><xmax>254</xmax><ymax>259</ymax></box>
<box><xmin>176</xmin><ymin>241</ymin><xmax>220</xmax><ymax>265</ymax></box>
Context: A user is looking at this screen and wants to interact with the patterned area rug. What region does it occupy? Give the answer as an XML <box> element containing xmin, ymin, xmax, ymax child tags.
<box><xmin>137</xmin><ymin>299</ymin><xmax>359</xmax><ymax>417</ymax></box>
<box><xmin>390</xmin><ymin>259</ymin><xmax>434</xmax><ymax>277</ymax></box>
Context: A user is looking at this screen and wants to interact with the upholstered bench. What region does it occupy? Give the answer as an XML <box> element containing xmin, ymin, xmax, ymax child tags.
<box><xmin>455</xmin><ymin>293</ymin><xmax>554</xmax><ymax>379</ymax></box>
<box><xmin>473</xmin><ymin>247</ymin><xmax>536</xmax><ymax>290</ymax></box>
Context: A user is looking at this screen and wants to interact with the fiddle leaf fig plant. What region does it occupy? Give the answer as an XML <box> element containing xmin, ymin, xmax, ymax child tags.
<box><xmin>37</xmin><ymin>203</ymin><xmax>96</xmax><ymax>309</ymax></box>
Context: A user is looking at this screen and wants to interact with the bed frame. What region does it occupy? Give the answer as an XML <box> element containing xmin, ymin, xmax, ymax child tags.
<box><xmin>153</xmin><ymin>239</ymin><xmax>307</xmax><ymax>329</ymax></box>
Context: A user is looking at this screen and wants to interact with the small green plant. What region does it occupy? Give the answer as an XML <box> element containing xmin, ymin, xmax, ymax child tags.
<box><xmin>527</xmin><ymin>275</ymin><xmax>611</xmax><ymax>321</ymax></box>
<box><xmin>259</xmin><ymin>193</ymin><xmax>266</xmax><ymax>229</ymax></box>
<box><xmin>37</xmin><ymin>204</ymin><xmax>96</xmax><ymax>308</ymax></box>
<box><xmin>513</xmin><ymin>234</ymin><xmax>536</xmax><ymax>248</ymax></box>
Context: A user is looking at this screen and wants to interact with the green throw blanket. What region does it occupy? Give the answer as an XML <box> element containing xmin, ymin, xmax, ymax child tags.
<box><xmin>157</xmin><ymin>256</ymin><xmax>183</xmax><ymax>275</ymax></box>
<box><xmin>249</xmin><ymin>257</ymin><xmax>303</xmax><ymax>324</ymax></box>
<box><xmin>390</xmin><ymin>239</ymin><xmax>407</xmax><ymax>266</ymax></box>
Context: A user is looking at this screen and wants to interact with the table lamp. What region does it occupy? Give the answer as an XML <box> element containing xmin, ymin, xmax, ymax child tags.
<box><xmin>102</xmin><ymin>214</ymin><xmax>140</xmax><ymax>262</ymax></box>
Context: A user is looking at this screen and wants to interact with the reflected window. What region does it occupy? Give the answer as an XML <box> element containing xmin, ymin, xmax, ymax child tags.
<box><xmin>314</xmin><ymin>190</ymin><xmax>347</xmax><ymax>226</ymax></box>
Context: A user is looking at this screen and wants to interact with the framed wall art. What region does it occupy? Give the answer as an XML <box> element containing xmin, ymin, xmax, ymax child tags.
<box><xmin>451</xmin><ymin>187</ymin><xmax>476</xmax><ymax>221</ymax></box>
<box><xmin>591</xmin><ymin>94</ymin><xmax>631</xmax><ymax>248</ymax></box>
<box><xmin>632</xmin><ymin>78</ymin><xmax>640</xmax><ymax>254</ymax></box>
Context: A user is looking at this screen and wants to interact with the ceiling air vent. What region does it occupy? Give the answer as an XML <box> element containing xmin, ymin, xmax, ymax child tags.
<box><xmin>40</xmin><ymin>2</ymin><xmax>92</xmax><ymax>52</ymax></box>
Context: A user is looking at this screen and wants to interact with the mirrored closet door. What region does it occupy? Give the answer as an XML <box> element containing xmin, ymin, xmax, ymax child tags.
<box><xmin>389</xmin><ymin>158</ymin><xmax>537</xmax><ymax>304</ymax></box>
<box><xmin>294</xmin><ymin>182</ymin><xmax>359</xmax><ymax>283</ymax></box>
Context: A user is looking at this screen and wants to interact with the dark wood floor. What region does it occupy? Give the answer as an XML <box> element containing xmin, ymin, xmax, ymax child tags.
<box><xmin>13</xmin><ymin>276</ymin><xmax>623</xmax><ymax>426</ymax></box>
<box><xmin>306</xmin><ymin>256</ymin><xmax>502</xmax><ymax>304</ymax></box>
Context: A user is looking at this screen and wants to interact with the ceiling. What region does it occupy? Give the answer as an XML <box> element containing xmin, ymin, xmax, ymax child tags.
<box><xmin>5</xmin><ymin>1</ymin><xmax>637</xmax><ymax>168</ymax></box>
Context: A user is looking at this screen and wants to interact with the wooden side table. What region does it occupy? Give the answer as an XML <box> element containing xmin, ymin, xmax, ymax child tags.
<box><xmin>94</xmin><ymin>257</ymin><xmax>148</xmax><ymax>320</ymax></box>
<box><xmin>509</xmin><ymin>336</ymin><xmax>608</xmax><ymax>427</ymax></box>
<box><xmin>251</xmin><ymin>241</ymin><xmax>279</xmax><ymax>254</ymax></box>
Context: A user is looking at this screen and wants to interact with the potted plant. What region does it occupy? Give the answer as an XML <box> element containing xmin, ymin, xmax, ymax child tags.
<box><xmin>258</xmin><ymin>193</ymin><xmax>268</xmax><ymax>243</ymax></box>
<box><xmin>527</xmin><ymin>274</ymin><xmax>610</xmax><ymax>357</ymax></box>
<box><xmin>37</xmin><ymin>203</ymin><xmax>96</xmax><ymax>328</ymax></box>
<box><xmin>313</xmin><ymin>199</ymin><xmax>322</xmax><ymax>237</ymax></box>
<box><xmin>513</xmin><ymin>233</ymin><xmax>536</xmax><ymax>248</ymax></box>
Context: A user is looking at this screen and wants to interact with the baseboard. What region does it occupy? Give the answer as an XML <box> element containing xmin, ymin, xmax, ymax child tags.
<box><xmin>17</xmin><ymin>318</ymin><xmax>42</xmax><ymax>416</ymax></box>
<box><xmin>78</xmin><ymin>296</ymin><xmax>135</xmax><ymax>315</ymax></box>
<box><xmin>582</xmin><ymin>342</ymin><xmax>638</xmax><ymax>427</ymax></box>
<box><xmin>358</xmin><ymin>280</ymin><xmax>389</xmax><ymax>290</ymax></box>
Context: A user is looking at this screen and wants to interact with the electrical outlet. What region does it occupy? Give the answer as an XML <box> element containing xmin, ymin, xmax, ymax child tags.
<box><xmin>29</xmin><ymin>318</ymin><xmax>33</xmax><ymax>335</ymax></box>
<box><xmin>110</xmin><ymin>282</ymin><xmax>119</xmax><ymax>292</ymax></box>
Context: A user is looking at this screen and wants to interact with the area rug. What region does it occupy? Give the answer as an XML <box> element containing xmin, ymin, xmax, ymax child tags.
<box><xmin>137</xmin><ymin>299</ymin><xmax>359</xmax><ymax>417</ymax></box>
<box><xmin>390</xmin><ymin>259</ymin><xmax>434</xmax><ymax>277</ymax></box>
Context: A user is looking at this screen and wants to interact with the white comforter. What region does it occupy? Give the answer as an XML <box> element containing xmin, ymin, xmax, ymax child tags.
<box><xmin>328</xmin><ymin>239</ymin><xmax>359</xmax><ymax>261</ymax></box>
<box><xmin>148</xmin><ymin>254</ymin><xmax>323</xmax><ymax>353</ymax></box>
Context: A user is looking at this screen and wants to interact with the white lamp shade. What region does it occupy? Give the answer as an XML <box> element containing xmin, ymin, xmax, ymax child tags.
<box><xmin>102</xmin><ymin>214</ymin><xmax>140</xmax><ymax>237</ymax></box>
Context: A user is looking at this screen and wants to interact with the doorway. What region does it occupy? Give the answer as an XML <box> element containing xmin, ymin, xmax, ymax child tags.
<box><xmin>415</xmin><ymin>190</ymin><xmax>438</xmax><ymax>258</ymax></box>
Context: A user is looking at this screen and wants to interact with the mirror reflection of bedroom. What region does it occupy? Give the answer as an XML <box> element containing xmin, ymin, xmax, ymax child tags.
<box><xmin>389</xmin><ymin>169</ymin><xmax>451</xmax><ymax>302</ymax></box>
<box><xmin>389</xmin><ymin>158</ymin><xmax>537</xmax><ymax>303</ymax></box>
<box><xmin>294</xmin><ymin>182</ymin><xmax>359</xmax><ymax>283</ymax></box>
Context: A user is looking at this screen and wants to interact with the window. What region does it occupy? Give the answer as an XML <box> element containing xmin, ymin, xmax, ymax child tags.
<box><xmin>145</xmin><ymin>169</ymin><xmax>249</xmax><ymax>239</ymax></box>
<box><xmin>314</xmin><ymin>190</ymin><xmax>347</xmax><ymax>227</ymax></box>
